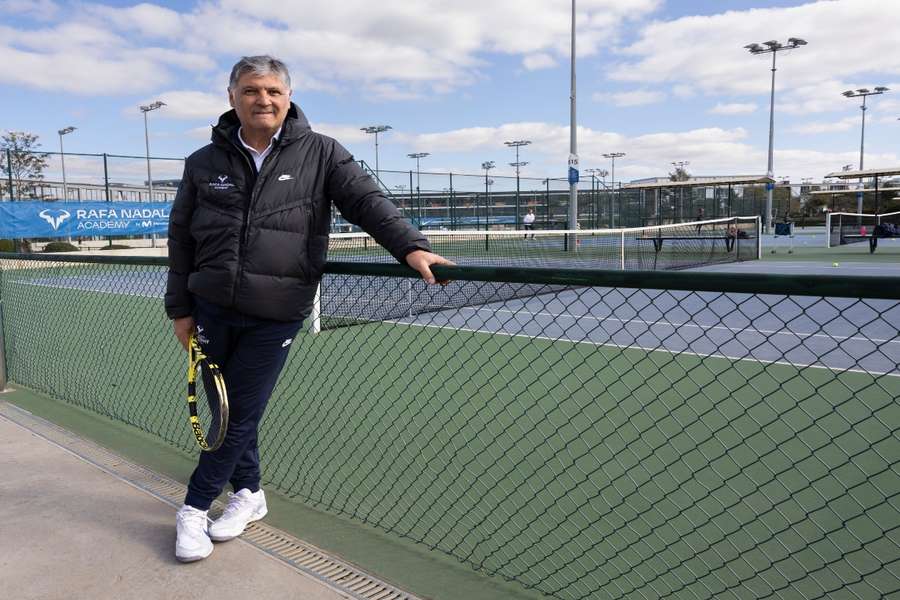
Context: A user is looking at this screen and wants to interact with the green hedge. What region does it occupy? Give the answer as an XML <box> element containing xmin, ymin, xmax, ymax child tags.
<box><xmin>42</xmin><ymin>241</ymin><xmax>80</xmax><ymax>253</ymax></box>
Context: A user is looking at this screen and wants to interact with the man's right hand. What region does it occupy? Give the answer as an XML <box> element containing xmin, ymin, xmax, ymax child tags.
<box><xmin>173</xmin><ymin>316</ymin><xmax>195</xmax><ymax>351</ymax></box>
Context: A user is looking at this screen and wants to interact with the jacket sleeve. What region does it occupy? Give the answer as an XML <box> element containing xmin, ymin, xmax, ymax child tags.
<box><xmin>324</xmin><ymin>141</ymin><xmax>431</xmax><ymax>263</ymax></box>
<box><xmin>164</xmin><ymin>162</ymin><xmax>197</xmax><ymax>319</ymax></box>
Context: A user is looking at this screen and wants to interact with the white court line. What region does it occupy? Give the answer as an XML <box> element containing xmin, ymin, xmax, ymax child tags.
<box><xmin>459</xmin><ymin>306</ymin><xmax>900</xmax><ymax>346</ymax></box>
<box><xmin>11</xmin><ymin>279</ymin><xmax>162</xmax><ymax>299</ymax></box>
<box><xmin>387</xmin><ymin>319</ymin><xmax>898</xmax><ymax>378</ymax></box>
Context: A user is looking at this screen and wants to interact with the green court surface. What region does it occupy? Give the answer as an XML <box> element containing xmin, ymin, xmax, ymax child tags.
<box><xmin>3</xmin><ymin>260</ymin><xmax>897</xmax><ymax>600</ymax></box>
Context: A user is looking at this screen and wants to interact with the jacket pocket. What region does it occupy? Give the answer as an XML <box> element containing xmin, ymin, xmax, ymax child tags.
<box><xmin>306</xmin><ymin>234</ymin><xmax>329</xmax><ymax>282</ymax></box>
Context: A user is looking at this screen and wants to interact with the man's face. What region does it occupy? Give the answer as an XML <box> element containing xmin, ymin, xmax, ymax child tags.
<box><xmin>229</xmin><ymin>72</ymin><xmax>291</xmax><ymax>134</ymax></box>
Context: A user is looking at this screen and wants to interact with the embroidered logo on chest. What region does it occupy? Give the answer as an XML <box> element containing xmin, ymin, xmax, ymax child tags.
<box><xmin>209</xmin><ymin>175</ymin><xmax>236</xmax><ymax>191</ymax></box>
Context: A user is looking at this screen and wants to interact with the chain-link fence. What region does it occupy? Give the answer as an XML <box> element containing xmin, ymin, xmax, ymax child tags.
<box><xmin>1</xmin><ymin>253</ymin><xmax>897</xmax><ymax>600</ymax></box>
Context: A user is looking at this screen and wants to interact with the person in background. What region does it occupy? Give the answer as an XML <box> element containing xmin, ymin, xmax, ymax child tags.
<box><xmin>523</xmin><ymin>208</ymin><xmax>536</xmax><ymax>239</ymax></box>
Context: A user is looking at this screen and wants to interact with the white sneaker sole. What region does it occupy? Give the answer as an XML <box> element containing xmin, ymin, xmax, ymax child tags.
<box><xmin>176</xmin><ymin>545</ymin><xmax>213</xmax><ymax>562</ymax></box>
<box><xmin>209</xmin><ymin>506</ymin><xmax>268</xmax><ymax>542</ymax></box>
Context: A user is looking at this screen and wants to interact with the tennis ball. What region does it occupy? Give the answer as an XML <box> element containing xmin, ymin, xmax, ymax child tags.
<box><xmin>832</xmin><ymin>262</ymin><xmax>840</xmax><ymax>267</ymax></box>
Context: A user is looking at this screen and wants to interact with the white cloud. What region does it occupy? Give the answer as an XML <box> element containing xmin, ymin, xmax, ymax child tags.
<box><xmin>144</xmin><ymin>91</ymin><xmax>230</xmax><ymax>121</ymax></box>
<box><xmin>789</xmin><ymin>116</ymin><xmax>858</xmax><ymax>134</ymax></box>
<box><xmin>523</xmin><ymin>53</ymin><xmax>557</xmax><ymax>71</ymax></box>
<box><xmin>608</xmin><ymin>0</ymin><xmax>900</xmax><ymax>113</ymax></box>
<box><xmin>400</xmin><ymin>120</ymin><xmax>899</xmax><ymax>181</ymax></box>
<box><xmin>0</xmin><ymin>0</ymin><xmax>59</xmax><ymax>20</ymax></box>
<box><xmin>1</xmin><ymin>0</ymin><xmax>662</xmax><ymax>100</ymax></box>
<box><xmin>311</xmin><ymin>123</ymin><xmax>372</xmax><ymax>144</ymax></box>
<box><xmin>593</xmin><ymin>89</ymin><xmax>665</xmax><ymax>107</ymax></box>
<box><xmin>709</xmin><ymin>103</ymin><xmax>757</xmax><ymax>115</ymax></box>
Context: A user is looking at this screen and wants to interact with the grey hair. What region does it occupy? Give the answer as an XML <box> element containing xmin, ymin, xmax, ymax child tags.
<box><xmin>228</xmin><ymin>55</ymin><xmax>292</xmax><ymax>91</ymax></box>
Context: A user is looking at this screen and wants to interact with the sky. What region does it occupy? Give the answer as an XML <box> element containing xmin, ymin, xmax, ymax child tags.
<box><xmin>1</xmin><ymin>0</ymin><xmax>898</xmax><ymax>189</ymax></box>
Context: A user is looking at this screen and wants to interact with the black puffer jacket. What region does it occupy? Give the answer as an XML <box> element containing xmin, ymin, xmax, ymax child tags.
<box><xmin>165</xmin><ymin>103</ymin><xmax>430</xmax><ymax>322</ymax></box>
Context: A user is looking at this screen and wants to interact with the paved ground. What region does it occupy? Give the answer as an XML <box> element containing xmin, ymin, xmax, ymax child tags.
<box><xmin>0</xmin><ymin>414</ymin><xmax>349</xmax><ymax>600</ymax></box>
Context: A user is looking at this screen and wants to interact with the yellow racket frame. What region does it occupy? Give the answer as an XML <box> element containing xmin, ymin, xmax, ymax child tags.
<box><xmin>187</xmin><ymin>333</ymin><xmax>229</xmax><ymax>451</ymax></box>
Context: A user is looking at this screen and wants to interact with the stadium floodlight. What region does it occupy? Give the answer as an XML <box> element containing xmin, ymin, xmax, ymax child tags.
<box><xmin>602</xmin><ymin>152</ymin><xmax>625</xmax><ymax>228</ymax></box>
<box><xmin>842</xmin><ymin>86</ymin><xmax>890</xmax><ymax>212</ymax></box>
<box><xmin>360</xmin><ymin>125</ymin><xmax>392</xmax><ymax>178</ymax></box>
<box><xmin>481</xmin><ymin>161</ymin><xmax>495</xmax><ymax>230</ymax></box>
<box><xmin>57</xmin><ymin>126</ymin><xmax>76</xmax><ymax>203</ymax></box>
<box><xmin>505</xmin><ymin>140</ymin><xmax>531</xmax><ymax>228</ymax></box>
<box><xmin>407</xmin><ymin>152</ymin><xmax>430</xmax><ymax>226</ymax></box>
<box><xmin>139</xmin><ymin>100</ymin><xmax>165</xmax><ymax>246</ymax></box>
<box><xmin>744</xmin><ymin>37</ymin><xmax>807</xmax><ymax>232</ymax></box>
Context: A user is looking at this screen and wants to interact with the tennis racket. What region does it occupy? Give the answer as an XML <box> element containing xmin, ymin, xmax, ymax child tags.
<box><xmin>187</xmin><ymin>332</ymin><xmax>229</xmax><ymax>452</ymax></box>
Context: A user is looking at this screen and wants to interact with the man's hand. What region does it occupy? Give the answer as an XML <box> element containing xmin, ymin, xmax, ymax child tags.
<box><xmin>173</xmin><ymin>316</ymin><xmax>195</xmax><ymax>351</ymax></box>
<box><xmin>405</xmin><ymin>250</ymin><xmax>454</xmax><ymax>285</ymax></box>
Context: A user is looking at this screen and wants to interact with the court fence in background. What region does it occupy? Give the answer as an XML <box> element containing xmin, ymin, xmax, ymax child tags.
<box><xmin>1</xmin><ymin>252</ymin><xmax>898</xmax><ymax>600</ymax></box>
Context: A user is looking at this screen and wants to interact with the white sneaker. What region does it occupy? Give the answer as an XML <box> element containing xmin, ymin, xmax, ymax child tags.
<box><xmin>209</xmin><ymin>488</ymin><xmax>268</xmax><ymax>542</ymax></box>
<box><xmin>175</xmin><ymin>504</ymin><xmax>213</xmax><ymax>562</ymax></box>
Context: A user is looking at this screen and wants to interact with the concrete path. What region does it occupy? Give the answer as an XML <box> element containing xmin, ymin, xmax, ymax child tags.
<box><xmin>0</xmin><ymin>416</ymin><xmax>349</xmax><ymax>600</ymax></box>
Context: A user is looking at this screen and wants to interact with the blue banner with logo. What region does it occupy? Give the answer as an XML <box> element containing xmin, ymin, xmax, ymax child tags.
<box><xmin>0</xmin><ymin>202</ymin><xmax>172</xmax><ymax>238</ymax></box>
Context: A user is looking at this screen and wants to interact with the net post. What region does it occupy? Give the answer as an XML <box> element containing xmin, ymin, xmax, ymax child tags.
<box><xmin>309</xmin><ymin>283</ymin><xmax>321</xmax><ymax>335</ymax></box>
<box><xmin>620</xmin><ymin>231</ymin><xmax>625</xmax><ymax>270</ymax></box>
<box><xmin>825</xmin><ymin>212</ymin><xmax>832</xmax><ymax>248</ymax></box>
<box><xmin>756</xmin><ymin>215</ymin><xmax>762</xmax><ymax>260</ymax></box>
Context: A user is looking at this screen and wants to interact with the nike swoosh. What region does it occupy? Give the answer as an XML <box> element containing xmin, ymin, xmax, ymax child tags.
<box><xmin>277</xmin><ymin>174</ymin><xmax>293</xmax><ymax>181</ymax></box>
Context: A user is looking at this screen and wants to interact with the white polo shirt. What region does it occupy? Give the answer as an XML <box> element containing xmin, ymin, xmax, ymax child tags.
<box><xmin>238</xmin><ymin>126</ymin><xmax>282</xmax><ymax>171</ymax></box>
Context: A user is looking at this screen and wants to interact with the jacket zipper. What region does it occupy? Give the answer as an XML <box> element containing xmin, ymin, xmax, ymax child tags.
<box><xmin>229</xmin><ymin>139</ymin><xmax>280</xmax><ymax>306</ymax></box>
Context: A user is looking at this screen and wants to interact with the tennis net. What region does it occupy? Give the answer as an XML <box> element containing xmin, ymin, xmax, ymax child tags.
<box><xmin>825</xmin><ymin>211</ymin><xmax>900</xmax><ymax>248</ymax></box>
<box><xmin>315</xmin><ymin>217</ymin><xmax>760</xmax><ymax>330</ymax></box>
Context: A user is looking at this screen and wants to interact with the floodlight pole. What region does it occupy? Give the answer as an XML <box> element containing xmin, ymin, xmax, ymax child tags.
<box><xmin>361</xmin><ymin>125</ymin><xmax>392</xmax><ymax>179</ymax></box>
<box><xmin>603</xmin><ymin>152</ymin><xmax>625</xmax><ymax>227</ymax></box>
<box><xmin>57</xmin><ymin>126</ymin><xmax>76</xmax><ymax>202</ymax></box>
<box><xmin>505</xmin><ymin>140</ymin><xmax>531</xmax><ymax>228</ymax></box>
<box><xmin>568</xmin><ymin>0</ymin><xmax>578</xmax><ymax>242</ymax></box>
<box><xmin>139</xmin><ymin>100</ymin><xmax>165</xmax><ymax>247</ymax></box>
<box><xmin>745</xmin><ymin>38</ymin><xmax>806</xmax><ymax>233</ymax></box>
<box><xmin>842</xmin><ymin>87</ymin><xmax>889</xmax><ymax>213</ymax></box>
<box><xmin>407</xmin><ymin>152</ymin><xmax>429</xmax><ymax>226</ymax></box>
<box><xmin>482</xmin><ymin>161</ymin><xmax>495</xmax><ymax>230</ymax></box>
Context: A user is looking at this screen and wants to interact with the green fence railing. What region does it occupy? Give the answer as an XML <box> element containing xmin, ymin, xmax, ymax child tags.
<box><xmin>1</xmin><ymin>253</ymin><xmax>898</xmax><ymax>600</ymax></box>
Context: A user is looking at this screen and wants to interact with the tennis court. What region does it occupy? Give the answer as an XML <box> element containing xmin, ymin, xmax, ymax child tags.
<box><xmin>1</xmin><ymin>248</ymin><xmax>897</xmax><ymax>600</ymax></box>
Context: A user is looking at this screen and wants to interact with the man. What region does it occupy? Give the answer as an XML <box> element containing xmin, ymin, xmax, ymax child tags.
<box><xmin>523</xmin><ymin>208</ymin><xmax>536</xmax><ymax>239</ymax></box>
<box><xmin>165</xmin><ymin>55</ymin><xmax>451</xmax><ymax>562</ymax></box>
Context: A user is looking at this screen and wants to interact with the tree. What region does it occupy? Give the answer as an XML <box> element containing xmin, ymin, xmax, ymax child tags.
<box><xmin>0</xmin><ymin>131</ymin><xmax>50</xmax><ymax>199</ymax></box>
<box><xmin>668</xmin><ymin>166</ymin><xmax>690</xmax><ymax>182</ymax></box>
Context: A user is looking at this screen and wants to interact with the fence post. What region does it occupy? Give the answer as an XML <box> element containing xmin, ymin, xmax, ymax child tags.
<box><xmin>6</xmin><ymin>148</ymin><xmax>13</xmax><ymax>201</ymax></box>
<box><xmin>0</xmin><ymin>292</ymin><xmax>7</xmax><ymax>391</ymax></box>
<box><xmin>103</xmin><ymin>153</ymin><xmax>111</xmax><ymax>201</ymax></box>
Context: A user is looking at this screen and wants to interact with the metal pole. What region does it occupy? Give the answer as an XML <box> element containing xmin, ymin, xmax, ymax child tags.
<box><xmin>375</xmin><ymin>131</ymin><xmax>380</xmax><ymax>178</ymax></box>
<box><xmin>0</xmin><ymin>298</ymin><xmax>6</xmax><ymax>391</ymax></box>
<box><xmin>6</xmin><ymin>148</ymin><xmax>14</xmax><ymax>201</ymax></box>
<box><xmin>103</xmin><ymin>153</ymin><xmax>111</xmax><ymax>201</ymax></box>
<box><xmin>59</xmin><ymin>134</ymin><xmax>69</xmax><ymax>202</ymax></box>
<box><xmin>515</xmin><ymin>147</ymin><xmax>521</xmax><ymax>229</ymax></box>
<box><xmin>858</xmin><ymin>95</ymin><xmax>866</xmax><ymax>214</ymax></box>
<box><xmin>765</xmin><ymin>50</ymin><xmax>777</xmax><ymax>234</ymax></box>
<box><xmin>568</xmin><ymin>0</ymin><xmax>578</xmax><ymax>239</ymax></box>
<box><xmin>610</xmin><ymin>157</ymin><xmax>616</xmax><ymax>227</ymax></box>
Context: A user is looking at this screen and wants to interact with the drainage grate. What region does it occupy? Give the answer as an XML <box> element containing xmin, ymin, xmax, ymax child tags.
<box><xmin>0</xmin><ymin>400</ymin><xmax>423</xmax><ymax>600</ymax></box>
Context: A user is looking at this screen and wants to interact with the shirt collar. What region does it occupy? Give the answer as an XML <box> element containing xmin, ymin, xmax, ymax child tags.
<box><xmin>237</xmin><ymin>126</ymin><xmax>282</xmax><ymax>156</ymax></box>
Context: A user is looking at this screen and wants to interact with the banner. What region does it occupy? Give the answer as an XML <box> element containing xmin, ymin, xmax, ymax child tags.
<box><xmin>0</xmin><ymin>202</ymin><xmax>172</xmax><ymax>238</ymax></box>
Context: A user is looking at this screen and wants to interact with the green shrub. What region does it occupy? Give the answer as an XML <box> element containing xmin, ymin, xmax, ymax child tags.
<box><xmin>0</xmin><ymin>239</ymin><xmax>14</xmax><ymax>252</ymax></box>
<box><xmin>100</xmin><ymin>244</ymin><xmax>132</xmax><ymax>250</ymax></box>
<box><xmin>42</xmin><ymin>241</ymin><xmax>79</xmax><ymax>253</ymax></box>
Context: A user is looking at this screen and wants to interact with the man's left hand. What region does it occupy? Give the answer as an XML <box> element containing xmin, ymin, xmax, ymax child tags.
<box><xmin>405</xmin><ymin>250</ymin><xmax>454</xmax><ymax>285</ymax></box>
